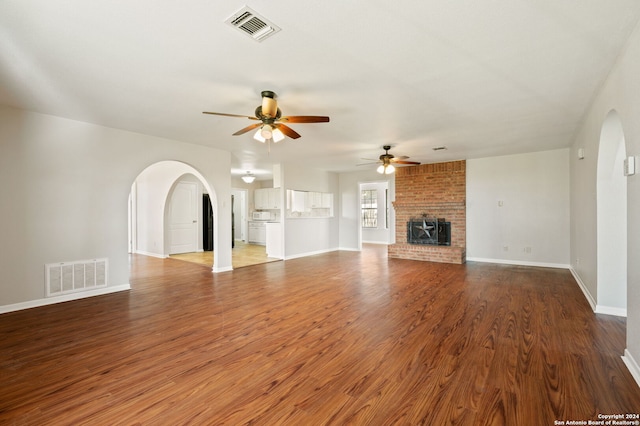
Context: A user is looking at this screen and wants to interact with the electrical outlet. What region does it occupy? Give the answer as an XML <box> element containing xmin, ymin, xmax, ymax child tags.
<box><xmin>524</xmin><ymin>247</ymin><xmax>531</xmax><ymax>253</ymax></box>
<box><xmin>503</xmin><ymin>245</ymin><xmax>508</xmax><ymax>252</ymax></box>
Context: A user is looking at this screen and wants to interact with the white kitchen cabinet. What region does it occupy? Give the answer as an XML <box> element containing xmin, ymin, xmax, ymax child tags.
<box><xmin>321</xmin><ymin>192</ymin><xmax>332</xmax><ymax>208</ymax></box>
<box><xmin>305</xmin><ymin>191</ymin><xmax>332</xmax><ymax>209</ymax></box>
<box><xmin>248</xmin><ymin>221</ymin><xmax>266</xmax><ymax>245</ymax></box>
<box><xmin>255</xmin><ymin>188</ymin><xmax>280</xmax><ymax>210</ymax></box>
<box><xmin>308</xmin><ymin>191</ymin><xmax>322</xmax><ymax>208</ymax></box>
<box><xmin>285</xmin><ymin>189</ymin><xmax>334</xmax><ymax>218</ymax></box>
<box><xmin>254</xmin><ymin>188</ymin><xmax>267</xmax><ymax>210</ymax></box>
<box><xmin>268</xmin><ymin>188</ymin><xmax>281</xmax><ymax>209</ymax></box>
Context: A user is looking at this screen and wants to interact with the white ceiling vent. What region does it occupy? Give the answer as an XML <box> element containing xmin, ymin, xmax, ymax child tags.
<box><xmin>225</xmin><ymin>6</ymin><xmax>281</xmax><ymax>42</ymax></box>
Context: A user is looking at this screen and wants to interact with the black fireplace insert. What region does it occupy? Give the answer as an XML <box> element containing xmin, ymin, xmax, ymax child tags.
<box><xmin>407</xmin><ymin>218</ymin><xmax>451</xmax><ymax>246</ymax></box>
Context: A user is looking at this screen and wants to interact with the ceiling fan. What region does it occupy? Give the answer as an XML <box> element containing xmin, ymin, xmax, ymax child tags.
<box><xmin>203</xmin><ymin>90</ymin><xmax>329</xmax><ymax>144</ymax></box>
<box><xmin>360</xmin><ymin>145</ymin><xmax>421</xmax><ymax>174</ymax></box>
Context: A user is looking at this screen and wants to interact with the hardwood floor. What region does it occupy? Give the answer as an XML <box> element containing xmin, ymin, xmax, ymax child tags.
<box><xmin>169</xmin><ymin>241</ymin><xmax>280</xmax><ymax>269</ymax></box>
<box><xmin>1</xmin><ymin>246</ymin><xmax>639</xmax><ymax>425</ymax></box>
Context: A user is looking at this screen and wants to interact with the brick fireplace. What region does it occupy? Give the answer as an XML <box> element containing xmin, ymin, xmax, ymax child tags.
<box><xmin>388</xmin><ymin>160</ymin><xmax>466</xmax><ymax>264</ymax></box>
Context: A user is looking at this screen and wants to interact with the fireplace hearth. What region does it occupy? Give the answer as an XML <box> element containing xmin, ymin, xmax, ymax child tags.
<box><xmin>407</xmin><ymin>218</ymin><xmax>451</xmax><ymax>246</ymax></box>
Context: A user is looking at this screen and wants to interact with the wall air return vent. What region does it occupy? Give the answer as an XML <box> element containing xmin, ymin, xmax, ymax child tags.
<box><xmin>45</xmin><ymin>258</ymin><xmax>108</xmax><ymax>297</ymax></box>
<box><xmin>225</xmin><ymin>6</ymin><xmax>281</xmax><ymax>42</ymax></box>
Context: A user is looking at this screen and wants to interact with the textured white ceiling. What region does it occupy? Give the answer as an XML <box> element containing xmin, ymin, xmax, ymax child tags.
<box><xmin>1</xmin><ymin>1</ymin><xmax>639</xmax><ymax>179</ymax></box>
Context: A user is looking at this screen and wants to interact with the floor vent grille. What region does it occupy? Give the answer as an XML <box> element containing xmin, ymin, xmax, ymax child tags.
<box><xmin>45</xmin><ymin>258</ymin><xmax>108</xmax><ymax>297</ymax></box>
<box><xmin>225</xmin><ymin>6</ymin><xmax>281</xmax><ymax>42</ymax></box>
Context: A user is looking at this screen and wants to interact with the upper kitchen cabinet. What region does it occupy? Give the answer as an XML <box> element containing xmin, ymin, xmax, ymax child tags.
<box><xmin>255</xmin><ymin>188</ymin><xmax>281</xmax><ymax>210</ymax></box>
<box><xmin>286</xmin><ymin>190</ymin><xmax>333</xmax><ymax>218</ymax></box>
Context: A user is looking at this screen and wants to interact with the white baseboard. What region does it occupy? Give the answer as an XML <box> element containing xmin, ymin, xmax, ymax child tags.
<box><xmin>0</xmin><ymin>284</ymin><xmax>131</xmax><ymax>315</ymax></box>
<box><xmin>595</xmin><ymin>304</ymin><xmax>627</xmax><ymax>317</ymax></box>
<box><xmin>338</xmin><ymin>247</ymin><xmax>361</xmax><ymax>252</ymax></box>
<box><xmin>622</xmin><ymin>349</ymin><xmax>640</xmax><ymax>389</ymax></box>
<box><xmin>135</xmin><ymin>250</ymin><xmax>167</xmax><ymax>259</ymax></box>
<box><xmin>213</xmin><ymin>265</ymin><xmax>233</xmax><ymax>273</ymax></box>
<box><xmin>466</xmin><ymin>257</ymin><xmax>570</xmax><ymax>269</ymax></box>
<box><xmin>569</xmin><ymin>268</ymin><xmax>597</xmax><ymax>312</ymax></box>
<box><xmin>284</xmin><ymin>247</ymin><xmax>339</xmax><ymax>260</ymax></box>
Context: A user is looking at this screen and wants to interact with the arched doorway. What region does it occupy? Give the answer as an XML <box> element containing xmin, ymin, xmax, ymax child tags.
<box><xmin>129</xmin><ymin>161</ymin><xmax>219</xmax><ymax>269</ymax></box>
<box><xmin>596</xmin><ymin>110</ymin><xmax>627</xmax><ymax>316</ymax></box>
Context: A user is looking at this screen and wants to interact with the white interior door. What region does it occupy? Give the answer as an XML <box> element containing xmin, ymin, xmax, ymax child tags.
<box><xmin>169</xmin><ymin>181</ymin><xmax>198</xmax><ymax>254</ymax></box>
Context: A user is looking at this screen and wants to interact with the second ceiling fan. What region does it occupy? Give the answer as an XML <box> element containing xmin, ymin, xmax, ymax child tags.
<box><xmin>203</xmin><ymin>90</ymin><xmax>329</xmax><ymax>144</ymax></box>
<box><xmin>360</xmin><ymin>145</ymin><xmax>421</xmax><ymax>174</ymax></box>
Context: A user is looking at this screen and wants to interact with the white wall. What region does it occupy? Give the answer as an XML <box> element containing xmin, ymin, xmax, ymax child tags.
<box><xmin>467</xmin><ymin>149</ymin><xmax>570</xmax><ymax>267</ymax></box>
<box><xmin>570</xmin><ymin>20</ymin><xmax>640</xmax><ymax>382</ymax></box>
<box><xmin>596</xmin><ymin>112</ymin><xmax>627</xmax><ymax>314</ymax></box>
<box><xmin>0</xmin><ymin>106</ymin><xmax>232</xmax><ymax>310</ymax></box>
<box><xmin>281</xmin><ymin>163</ymin><xmax>339</xmax><ymax>258</ymax></box>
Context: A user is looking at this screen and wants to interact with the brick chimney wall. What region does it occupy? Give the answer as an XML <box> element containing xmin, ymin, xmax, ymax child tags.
<box><xmin>388</xmin><ymin>160</ymin><xmax>466</xmax><ymax>264</ymax></box>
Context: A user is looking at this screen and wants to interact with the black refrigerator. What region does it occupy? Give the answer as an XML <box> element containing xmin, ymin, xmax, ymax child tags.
<box><xmin>203</xmin><ymin>194</ymin><xmax>214</xmax><ymax>251</ymax></box>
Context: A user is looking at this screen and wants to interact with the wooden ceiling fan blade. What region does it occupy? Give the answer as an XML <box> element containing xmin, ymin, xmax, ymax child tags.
<box><xmin>203</xmin><ymin>111</ymin><xmax>259</xmax><ymax>120</ymax></box>
<box><xmin>393</xmin><ymin>160</ymin><xmax>421</xmax><ymax>165</ymax></box>
<box><xmin>279</xmin><ymin>116</ymin><xmax>330</xmax><ymax>123</ymax></box>
<box><xmin>233</xmin><ymin>123</ymin><xmax>263</xmax><ymax>136</ymax></box>
<box><xmin>275</xmin><ymin>123</ymin><xmax>301</xmax><ymax>139</ymax></box>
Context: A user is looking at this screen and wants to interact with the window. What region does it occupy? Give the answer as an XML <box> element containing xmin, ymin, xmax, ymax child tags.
<box><xmin>361</xmin><ymin>189</ymin><xmax>377</xmax><ymax>228</ymax></box>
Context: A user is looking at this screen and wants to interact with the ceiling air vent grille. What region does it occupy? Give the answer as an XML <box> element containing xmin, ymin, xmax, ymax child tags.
<box><xmin>225</xmin><ymin>6</ymin><xmax>281</xmax><ymax>42</ymax></box>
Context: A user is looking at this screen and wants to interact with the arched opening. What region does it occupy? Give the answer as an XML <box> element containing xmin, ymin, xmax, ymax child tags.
<box><xmin>128</xmin><ymin>160</ymin><xmax>274</xmax><ymax>272</ymax></box>
<box><xmin>596</xmin><ymin>110</ymin><xmax>627</xmax><ymax>316</ymax></box>
<box><xmin>129</xmin><ymin>161</ymin><xmax>218</xmax><ymax>269</ymax></box>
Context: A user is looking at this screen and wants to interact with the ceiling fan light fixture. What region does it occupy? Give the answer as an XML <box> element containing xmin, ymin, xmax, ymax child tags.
<box><xmin>377</xmin><ymin>164</ymin><xmax>395</xmax><ymax>174</ymax></box>
<box><xmin>253</xmin><ymin>124</ymin><xmax>283</xmax><ymax>143</ymax></box>
<box><xmin>253</xmin><ymin>128</ymin><xmax>267</xmax><ymax>143</ymax></box>
<box><xmin>260</xmin><ymin>124</ymin><xmax>273</xmax><ymax>140</ymax></box>
<box><xmin>272</xmin><ymin>128</ymin><xmax>285</xmax><ymax>142</ymax></box>
<box><xmin>241</xmin><ymin>171</ymin><xmax>256</xmax><ymax>183</ymax></box>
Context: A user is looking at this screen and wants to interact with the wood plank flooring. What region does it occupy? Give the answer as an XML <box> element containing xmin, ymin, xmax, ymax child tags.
<box><xmin>1</xmin><ymin>245</ymin><xmax>639</xmax><ymax>425</ymax></box>
<box><xmin>169</xmin><ymin>241</ymin><xmax>280</xmax><ymax>269</ymax></box>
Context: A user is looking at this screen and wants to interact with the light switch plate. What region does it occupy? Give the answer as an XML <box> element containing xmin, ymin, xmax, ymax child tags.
<box><xmin>624</xmin><ymin>156</ymin><xmax>636</xmax><ymax>176</ymax></box>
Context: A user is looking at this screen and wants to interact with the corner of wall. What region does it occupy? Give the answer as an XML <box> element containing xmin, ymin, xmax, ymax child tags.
<box><xmin>569</xmin><ymin>267</ymin><xmax>596</xmax><ymax>311</ymax></box>
<box><xmin>622</xmin><ymin>349</ymin><xmax>640</xmax><ymax>389</ymax></box>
